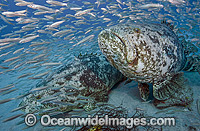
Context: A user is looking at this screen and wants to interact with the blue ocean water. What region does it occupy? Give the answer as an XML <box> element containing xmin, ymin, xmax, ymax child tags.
<box><xmin>0</xmin><ymin>0</ymin><xmax>199</xmax><ymax>130</ymax></box>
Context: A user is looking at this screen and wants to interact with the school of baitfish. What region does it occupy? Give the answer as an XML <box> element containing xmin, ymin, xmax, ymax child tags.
<box><xmin>0</xmin><ymin>0</ymin><xmax>199</xmax><ymax>129</ymax></box>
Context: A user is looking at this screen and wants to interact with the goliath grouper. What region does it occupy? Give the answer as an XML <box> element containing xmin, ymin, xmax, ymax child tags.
<box><xmin>19</xmin><ymin>54</ymin><xmax>125</xmax><ymax>114</ymax></box>
<box><xmin>98</xmin><ymin>21</ymin><xmax>199</xmax><ymax>107</ymax></box>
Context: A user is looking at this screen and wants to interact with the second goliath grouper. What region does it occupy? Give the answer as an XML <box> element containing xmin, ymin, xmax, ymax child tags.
<box><xmin>19</xmin><ymin>54</ymin><xmax>124</xmax><ymax>114</ymax></box>
<box><xmin>98</xmin><ymin>21</ymin><xmax>199</xmax><ymax>106</ymax></box>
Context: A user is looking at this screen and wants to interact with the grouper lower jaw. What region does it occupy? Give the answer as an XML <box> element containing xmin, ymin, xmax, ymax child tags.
<box><xmin>98</xmin><ymin>29</ymin><xmax>126</xmax><ymax>66</ymax></box>
<box><xmin>98</xmin><ymin>28</ymin><xmax>139</xmax><ymax>72</ymax></box>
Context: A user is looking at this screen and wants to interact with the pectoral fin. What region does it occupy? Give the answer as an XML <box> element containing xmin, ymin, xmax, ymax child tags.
<box><xmin>153</xmin><ymin>72</ymin><xmax>185</xmax><ymax>100</ymax></box>
<box><xmin>153</xmin><ymin>72</ymin><xmax>193</xmax><ymax>108</ymax></box>
<box><xmin>138</xmin><ymin>83</ymin><xmax>150</xmax><ymax>101</ymax></box>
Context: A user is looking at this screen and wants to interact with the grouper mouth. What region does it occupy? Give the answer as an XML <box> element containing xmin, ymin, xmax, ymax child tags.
<box><xmin>98</xmin><ymin>29</ymin><xmax>126</xmax><ymax>48</ymax></box>
<box><xmin>110</xmin><ymin>31</ymin><xmax>126</xmax><ymax>47</ymax></box>
<box><xmin>98</xmin><ymin>29</ymin><xmax>127</xmax><ymax>64</ymax></box>
<box><xmin>98</xmin><ymin>27</ymin><xmax>138</xmax><ymax>68</ymax></box>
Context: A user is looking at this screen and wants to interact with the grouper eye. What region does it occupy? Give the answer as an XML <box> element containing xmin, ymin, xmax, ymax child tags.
<box><xmin>134</xmin><ymin>28</ymin><xmax>140</xmax><ymax>33</ymax></box>
<box><xmin>111</xmin><ymin>32</ymin><xmax>126</xmax><ymax>47</ymax></box>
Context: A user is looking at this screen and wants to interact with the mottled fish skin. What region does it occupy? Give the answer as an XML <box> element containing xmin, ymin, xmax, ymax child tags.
<box><xmin>19</xmin><ymin>54</ymin><xmax>125</xmax><ymax>114</ymax></box>
<box><xmin>98</xmin><ymin>23</ymin><xmax>186</xmax><ymax>84</ymax></box>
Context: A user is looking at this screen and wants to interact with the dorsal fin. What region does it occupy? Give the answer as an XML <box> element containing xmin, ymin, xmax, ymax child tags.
<box><xmin>161</xmin><ymin>19</ymin><xmax>174</xmax><ymax>30</ymax></box>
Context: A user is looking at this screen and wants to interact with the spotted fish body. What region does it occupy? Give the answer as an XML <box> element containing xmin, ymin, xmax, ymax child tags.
<box><xmin>19</xmin><ymin>54</ymin><xmax>125</xmax><ymax>114</ymax></box>
<box><xmin>98</xmin><ymin>22</ymin><xmax>197</xmax><ymax>102</ymax></box>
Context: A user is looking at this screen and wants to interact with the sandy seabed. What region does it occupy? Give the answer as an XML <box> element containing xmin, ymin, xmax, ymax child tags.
<box><xmin>0</xmin><ymin>72</ymin><xmax>199</xmax><ymax>131</ymax></box>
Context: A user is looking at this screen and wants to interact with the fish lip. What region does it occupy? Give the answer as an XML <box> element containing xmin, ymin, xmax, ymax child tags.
<box><xmin>99</xmin><ymin>29</ymin><xmax>128</xmax><ymax>63</ymax></box>
<box><xmin>100</xmin><ymin>29</ymin><xmax>126</xmax><ymax>47</ymax></box>
<box><xmin>105</xmin><ymin>29</ymin><xmax>128</xmax><ymax>54</ymax></box>
<box><xmin>108</xmin><ymin>29</ymin><xmax>139</xmax><ymax>67</ymax></box>
<box><xmin>110</xmin><ymin>31</ymin><xmax>126</xmax><ymax>47</ymax></box>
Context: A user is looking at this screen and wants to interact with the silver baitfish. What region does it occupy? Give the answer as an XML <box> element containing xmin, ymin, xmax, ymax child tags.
<box><xmin>19</xmin><ymin>54</ymin><xmax>125</xmax><ymax>114</ymax></box>
<box><xmin>98</xmin><ymin>21</ymin><xmax>199</xmax><ymax>107</ymax></box>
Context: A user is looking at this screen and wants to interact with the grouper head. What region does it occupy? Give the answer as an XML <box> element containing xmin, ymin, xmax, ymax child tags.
<box><xmin>98</xmin><ymin>24</ymin><xmax>143</xmax><ymax>78</ymax></box>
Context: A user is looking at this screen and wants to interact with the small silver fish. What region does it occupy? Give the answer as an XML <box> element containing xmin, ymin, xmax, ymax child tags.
<box><xmin>47</xmin><ymin>20</ymin><xmax>65</xmax><ymax>28</ymax></box>
<box><xmin>51</xmin><ymin>101</ymin><xmax>77</xmax><ymax>106</ymax></box>
<box><xmin>76</xmin><ymin>99</ymin><xmax>89</xmax><ymax>104</ymax></box>
<box><xmin>16</xmin><ymin>93</ymin><xmax>31</xmax><ymax>99</ymax></box>
<box><xmin>73</xmin><ymin>34</ymin><xmax>94</xmax><ymax>47</ymax></box>
<box><xmin>34</xmin><ymin>71</ymin><xmax>49</xmax><ymax>77</ymax></box>
<box><xmin>48</xmin><ymin>111</ymin><xmax>63</xmax><ymax>116</ymax></box>
<box><xmin>41</xmin><ymin>62</ymin><xmax>62</xmax><ymax>66</ymax></box>
<box><xmin>11</xmin><ymin>105</ymin><xmax>26</xmax><ymax>112</ymax></box>
<box><xmin>42</xmin><ymin>107</ymin><xmax>59</xmax><ymax>113</ymax></box>
<box><xmin>197</xmin><ymin>99</ymin><xmax>200</xmax><ymax>115</ymax></box>
<box><xmin>0</xmin><ymin>14</ymin><xmax>14</xmax><ymax>25</ymax></box>
<box><xmin>72</xmin><ymin>108</ymin><xmax>85</xmax><ymax>112</ymax></box>
<box><xmin>19</xmin><ymin>35</ymin><xmax>39</xmax><ymax>43</ymax></box>
<box><xmin>139</xmin><ymin>4</ymin><xmax>163</xmax><ymax>9</ymax></box>
<box><xmin>18</xmin><ymin>73</ymin><xmax>34</xmax><ymax>79</ymax></box>
<box><xmin>2</xmin><ymin>114</ymin><xmax>23</xmax><ymax>122</ymax></box>
<box><xmin>13</xmin><ymin>47</ymin><xmax>24</xmax><ymax>54</ymax></box>
<box><xmin>0</xmin><ymin>89</ymin><xmax>17</xmax><ymax>95</ymax></box>
<box><xmin>46</xmin><ymin>0</ymin><xmax>67</xmax><ymax>7</ymax></box>
<box><xmin>0</xmin><ymin>85</ymin><xmax>14</xmax><ymax>93</ymax></box>
<box><xmin>40</xmin><ymin>96</ymin><xmax>58</xmax><ymax>103</ymax></box>
<box><xmin>4</xmin><ymin>56</ymin><xmax>20</xmax><ymax>63</ymax></box>
<box><xmin>0</xmin><ymin>65</ymin><xmax>9</xmax><ymax>69</ymax></box>
<box><xmin>30</xmin><ymin>86</ymin><xmax>49</xmax><ymax>92</ymax></box>
<box><xmin>0</xmin><ymin>98</ymin><xmax>15</xmax><ymax>104</ymax></box>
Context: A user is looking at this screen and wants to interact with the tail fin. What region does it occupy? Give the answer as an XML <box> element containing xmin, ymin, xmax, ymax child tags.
<box><xmin>180</xmin><ymin>36</ymin><xmax>200</xmax><ymax>73</ymax></box>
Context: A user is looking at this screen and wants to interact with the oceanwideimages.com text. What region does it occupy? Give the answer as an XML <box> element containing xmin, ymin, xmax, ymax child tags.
<box><xmin>25</xmin><ymin>114</ymin><xmax>176</xmax><ymax>128</ymax></box>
